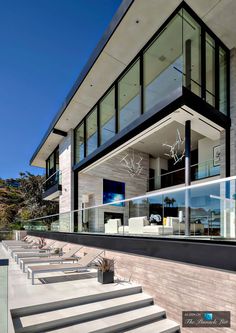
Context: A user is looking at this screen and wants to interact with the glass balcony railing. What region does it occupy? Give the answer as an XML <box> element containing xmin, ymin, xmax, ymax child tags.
<box><xmin>0</xmin><ymin>259</ymin><xmax>8</xmax><ymax>333</ymax></box>
<box><xmin>43</xmin><ymin>170</ymin><xmax>62</xmax><ymax>193</ymax></box>
<box><xmin>148</xmin><ymin>160</ymin><xmax>220</xmax><ymax>192</ymax></box>
<box><xmin>22</xmin><ymin>176</ymin><xmax>236</xmax><ymax>239</ymax></box>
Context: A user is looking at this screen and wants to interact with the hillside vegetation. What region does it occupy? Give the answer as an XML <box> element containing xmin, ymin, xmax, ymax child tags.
<box><xmin>0</xmin><ymin>172</ymin><xmax>58</xmax><ymax>230</ymax></box>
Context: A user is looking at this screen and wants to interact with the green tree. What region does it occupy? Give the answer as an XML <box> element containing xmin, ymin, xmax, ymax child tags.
<box><xmin>18</xmin><ymin>172</ymin><xmax>58</xmax><ymax>219</ymax></box>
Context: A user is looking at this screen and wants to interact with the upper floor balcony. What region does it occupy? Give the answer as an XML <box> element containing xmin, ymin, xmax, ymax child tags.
<box><xmin>42</xmin><ymin>170</ymin><xmax>62</xmax><ymax>201</ymax></box>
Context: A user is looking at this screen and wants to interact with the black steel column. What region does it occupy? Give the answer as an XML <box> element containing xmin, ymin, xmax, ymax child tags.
<box><xmin>185</xmin><ymin>39</ymin><xmax>192</xmax><ymax>90</ymax></box>
<box><xmin>185</xmin><ymin>120</ymin><xmax>191</xmax><ymax>236</ymax></box>
<box><xmin>73</xmin><ymin>170</ymin><xmax>78</xmax><ymax>232</ymax></box>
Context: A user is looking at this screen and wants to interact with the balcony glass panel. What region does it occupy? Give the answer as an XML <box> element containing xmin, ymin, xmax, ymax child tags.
<box><xmin>0</xmin><ymin>264</ymin><xmax>8</xmax><ymax>333</ymax></box>
<box><xmin>75</xmin><ymin>122</ymin><xmax>85</xmax><ymax>163</ymax></box>
<box><xmin>118</xmin><ymin>59</ymin><xmax>140</xmax><ymax>131</ymax></box>
<box><xmin>206</xmin><ymin>33</ymin><xmax>215</xmax><ymax>106</ymax></box>
<box><xmin>100</xmin><ymin>87</ymin><xmax>116</xmax><ymax>145</ymax></box>
<box><xmin>183</xmin><ymin>9</ymin><xmax>201</xmax><ymax>97</ymax></box>
<box><xmin>144</xmin><ymin>12</ymin><xmax>183</xmax><ymax>113</ymax></box>
<box><xmin>219</xmin><ymin>47</ymin><xmax>227</xmax><ymax>115</ymax></box>
<box><xmin>86</xmin><ymin>107</ymin><xmax>98</xmax><ymax>156</ymax></box>
<box><xmin>23</xmin><ymin>176</ymin><xmax>236</xmax><ymax>239</ymax></box>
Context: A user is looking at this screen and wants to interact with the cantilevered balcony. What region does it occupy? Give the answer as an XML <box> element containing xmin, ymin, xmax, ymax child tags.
<box><xmin>42</xmin><ymin>170</ymin><xmax>62</xmax><ymax>201</ymax></box>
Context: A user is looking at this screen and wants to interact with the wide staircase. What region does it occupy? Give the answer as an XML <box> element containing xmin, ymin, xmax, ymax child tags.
<box><xmin>11</xmin><ymin>286</ymin><xmax>180</xmax><ymax>333</ymax></box>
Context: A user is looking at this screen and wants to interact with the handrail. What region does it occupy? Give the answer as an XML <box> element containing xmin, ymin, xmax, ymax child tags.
<box><xmin>22</xmin><ymin>174</ymin><xmax>236</xmax><ymax>223</ymax></box>
<box><xmin>149</xmin><ymin>159</ymin><xmax>218</xmax><ymax>179</ymax></box>
<box><xmin>43</xmin><ymin>170</ymin><xmax>61</xmax><ymax>184</ymax></box>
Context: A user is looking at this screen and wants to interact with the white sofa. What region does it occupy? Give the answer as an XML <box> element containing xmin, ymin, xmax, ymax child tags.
<box><xmin>143</xmin><ymin>225</ymin><xmax>173</xmax><ymax>235</ymax></box>
<box><xmin>128</xmin><ymin>216</ymin><xmax>173</xmax><ymax>235</ymax></box>
<box><xmin>128</xmin><ymin>216</ymin><xmax>149</xmax><ymax>234</ymax></box>
<box><xmin>105</xmin><ymin>219</ymin><xmax>129</xmax><ymax>234</ymax></box>
<box><xmin>105</xmin><ymin>219</ymin><xmax>121</xmax><ymax>234</ymax></box>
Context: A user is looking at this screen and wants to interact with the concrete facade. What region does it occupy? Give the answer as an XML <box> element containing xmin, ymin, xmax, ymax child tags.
<box><xmin>58</xmin><ymin>129</ymin><xmax>74</xmax><ymax>232</ymax></box>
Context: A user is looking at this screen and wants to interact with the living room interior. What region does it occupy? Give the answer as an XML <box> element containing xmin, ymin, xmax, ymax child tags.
<box><xmin>77</xmin><ymin>110</ymin><xmax>224</xmax><ymax>237</ymax></box>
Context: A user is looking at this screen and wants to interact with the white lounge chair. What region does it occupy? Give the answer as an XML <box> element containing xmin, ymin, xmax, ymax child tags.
<box><xmin>27</xmin><ymin>250</ymin><xmax>103</xmax><ymax>284</ymax></box>
<box><xmin>12</xmin><ymin>240</ymin><xmax>56</xmax><ymax>261</ymax></box>
<box><xmin>20</xmin><ymin>246</ymin><xmax>82</xmax><ymax>272</ymax></box>
<box><xmin>15</xmin><ymin>241</ymin><xmax>67</xmax><ymax>264</ymax></box>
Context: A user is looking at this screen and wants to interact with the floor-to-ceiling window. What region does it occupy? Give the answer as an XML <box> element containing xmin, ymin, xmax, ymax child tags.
<box><xmin>73</xmin><ymin>4</ymin><xmax>229</xmax><ymax>167</ymax></box>
<box><xmin>143</xmin><ymin>13</ymin><xmax>183</xmax><ymax>113</ymax></box>
<box><xmin>86</xmin><ymin>107</ymin><xmax>98</xmax><ymax>156</ymax></box>
<box><xmin>75</xmin><ymin>122</ymin><xmax>85</xmax><ymax>164</ymax></box>
<box><xmin>118</xmin><ymin>59</ymin><xmax>140</xmax><ymax>131</ymax></box>
<box><xmin>182</xmin><ymin>9</ymin><xmax>201</xmax><ymax>97</ymax></box>
<box><xmin>219</xmin><ymin>47</ymin><xmax>227</xmax><ymax>115</ymax></box>
<box><xmin>100</xmin><ymin>87</ymin><xmax>116</xmax><ymax>145</ymax></box>
<box><xmin>205</xmin><ymin>33</ymin><xmax>215</xmax><ymax>106</ymax></box>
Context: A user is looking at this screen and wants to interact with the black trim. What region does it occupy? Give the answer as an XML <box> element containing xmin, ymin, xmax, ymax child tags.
<box><xmin>30</xmin><ymin>0</ymin><xmax>230</xmax><ymax>166</ymax></box>
<box><xmin>42</xmin><ymin>183</ymin><xmax>62</xmax><ymax>200</ymax></box>
<box><xmin>226</xmin><ymin>125</ymin><xmax>231</xmax><ymax>177</ymax></box>
<box><xmin>0</xmin><ymin>259</ymin><xmax>9</xmax><ymax>266</ymax></box>
<box><xmin>45</xmin><ymin>146</ymin><xmax>59</xmax><ymax>178</ymax></box>
<box><xmin>73</xmin><ymin>171</ymin><xmax>79</xmax><ymax>231</ymax></box>
<box><xmin>27</xmin><ymin>231</ymin><xmax>236</xmax><ymax>272</ymax></box>
<box><xmin>215</xmin><ymin>44</ymin><xmax>219</xmax><ymax>110</ymax></box>
<box><xmin>97</xmin><ymin>103</ymin><xmax>101</xmax><ymax>147</ymax></box>
<box><xmin>52</xmin><ymin>128</ymin><xmax>67</xmax><ymax>137</ymax></box>
<box><xmin>201</xmin><ymin>28</ymin><xmax>206</xmax><ymax>100</ymax></box>
<box><xmin>140</xmin><ymin>52</ymin><xmax>144</xmax><ymax>114</ymax></box>
<box><xmin>73</xmin><ymin>88</ymin><xmax>183</xmax><ymax>172</ymax></box>
<box><xmin>73</xmin><ymin>88</ymin><xmax>228</xmax><ymax>173</ymax></box>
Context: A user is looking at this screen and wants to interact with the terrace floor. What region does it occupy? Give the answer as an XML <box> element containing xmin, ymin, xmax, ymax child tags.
<box><xmin>1</xmin><ymin>242</ymin><xmax>180</xmax><ymax>333</ymax></box>
<box><xmin>0</xmin><ymin>244</ymin><xmax>136</xmax><ymax>333</ymax></box>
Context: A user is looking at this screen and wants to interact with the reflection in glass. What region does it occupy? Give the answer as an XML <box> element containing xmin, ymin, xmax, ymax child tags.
<box><xmin>219</xmin><ymin>47</ymin><xmax>227</xmax><ymax>114</ymax></box>
<box><xmin>206</xmin><ymin>33</ymin><xmax>215</xmax><ymax>106</ymax></box>
<box><xmin>86</xmin><ymin>108</ymin><xmax>98</xmax><ymax>156</ymax></box>
<box><xmin>75</xmin><ymin>122</ymin><xmax>84</xmax><ymax>163</ymax></box>
<box><xmin>100</xmin><ymin>88</ymin><xmax>116</xmax><ymax>145</ymax></box>
<box><xmin>183</xmin><ymin>9</ymin><xmax>201</xmax><ymax>97</ymax></box>
<box><xmin>118</xmin><ymin>59</ymin><xmax>140</xmax><ymax>131</ymax></box>
<box><xmin>144</xmin><ymin>12</ymin><xmax>183</xmax><ymax>113</ymax></box>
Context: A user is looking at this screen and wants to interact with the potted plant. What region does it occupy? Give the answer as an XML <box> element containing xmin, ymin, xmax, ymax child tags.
<box><xmin>96</xmin><ymin>257</ymin><xmax>114</xmax><ymax>284</ymax></box>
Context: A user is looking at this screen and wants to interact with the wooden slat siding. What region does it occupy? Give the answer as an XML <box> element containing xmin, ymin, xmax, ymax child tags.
<box><xmin>79</xmin><ymin>244</ymin><xmax>236</xmax><ymax>333</ymax></box>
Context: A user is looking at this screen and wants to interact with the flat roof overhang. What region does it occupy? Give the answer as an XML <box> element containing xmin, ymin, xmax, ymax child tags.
<box><xmin>30</xmin><ymin>0</ymin><xmax>236</xmax><ymax>167</ymax></box>
<box><xmin>73</xmin><ymin>87</ymin><xmax>229</xmax><ymax>173</ymax></box>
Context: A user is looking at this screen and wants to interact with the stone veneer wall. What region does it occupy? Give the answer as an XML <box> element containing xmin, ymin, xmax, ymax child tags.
<box><xmin>59</xmin><ymin>129</ymin><xmax>74</xmax><ymax>232</ymax></box>
<box><xmin>230</xmin><ymin>48</ymin><xmax>236</xmax><ymax>176</ymax></box>
<box><xmin>80</xmin><ymin>244</ymin><xmax>236</xmax><ymax>333</ymax></box>
<box><xmin>78</xmin><ymin>148</ymin><xmax>149</xmax><ymax>232</ymax></box>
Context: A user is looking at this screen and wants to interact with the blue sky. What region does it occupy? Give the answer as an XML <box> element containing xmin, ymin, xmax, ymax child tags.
<box><xmin>0</xmin><ymin>0</ymin><xmax>121</xmax><ymax>179</ymax></box>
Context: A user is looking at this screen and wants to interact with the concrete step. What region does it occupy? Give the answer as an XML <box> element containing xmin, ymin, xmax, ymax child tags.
<box><xmin>52</xmin><ymin>305</ymin><xmax>166</xmax><ymax>333</ymax></box>
<box><xmin>15</xmin><ymin>293</ymin><xmax>154</xmax><ymax>333</ymax></box>
<box><xmin>125</xmin><ymin>318</ymin><xmax>180</xmax><ymax>333</ymax></box>
<box><xmin>11</xmin><ymin>286</ymin><xmax>142</xmax><ymax>318</ymax></box>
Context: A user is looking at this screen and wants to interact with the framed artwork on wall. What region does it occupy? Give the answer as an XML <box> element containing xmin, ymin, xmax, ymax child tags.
<box><xmin>213</xmin><ymin>145</ymin><xmax>221</xmax><ymax>167</ymax></box>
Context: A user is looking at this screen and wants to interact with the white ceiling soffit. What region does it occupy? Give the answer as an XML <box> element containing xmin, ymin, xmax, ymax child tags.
<box><xmin>32</xmin><ymin>0</ymin><xmax>235</xmax><ymax>167</ymax></box>
<box><xmin>81</xmin><ymin>106</ymin><xmax>223</xmax><ymax>174</ymax></box>
<box><xmin>32</xmin><ymin>133</ymin><xmax>61</xmax><ymax>167</ymax></box>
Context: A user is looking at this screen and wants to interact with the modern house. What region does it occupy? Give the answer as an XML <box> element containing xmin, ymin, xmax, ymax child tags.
<box><xmin>30</xmin><ymin>0</ymin><xmax>235</xmax><ymax>237</ymax></box>
<box><xmin>29</xmin><ymin>1</ymin><xmax>236</xmax><ymax>329</ymax></box>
